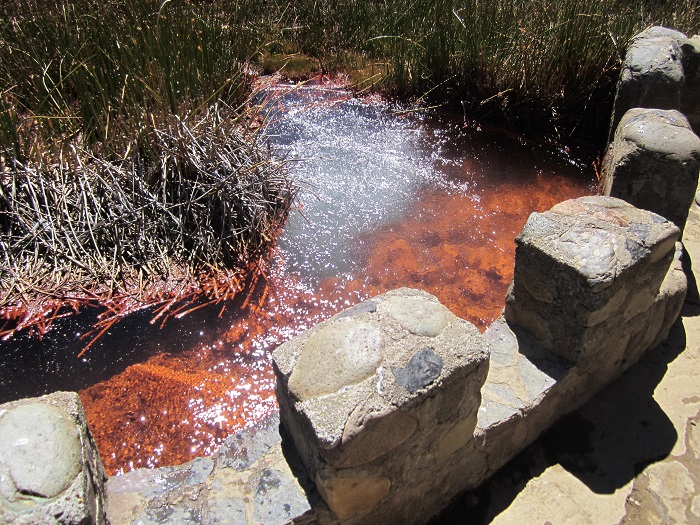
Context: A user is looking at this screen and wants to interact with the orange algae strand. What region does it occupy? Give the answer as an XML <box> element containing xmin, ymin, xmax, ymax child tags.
<box><xmin>80</xmin><ymin>346</ymin><xmax>277</xmax><ymax>474</ymax></box>
<box><xmin>361</xmin><ymin>173</ymin><xmax>591</xmax><ymax>328</ymax></box>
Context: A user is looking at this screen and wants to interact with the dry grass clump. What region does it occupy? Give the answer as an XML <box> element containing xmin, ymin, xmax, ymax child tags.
<box><xmin>0</xmin><ymin>0</ymin><xmax>295</xmax><ymax>337</ymax></box>
<box><xmin>0</xmin><ymin>109</ymin><xmax>294</xmax><ymax>339</ymax></box>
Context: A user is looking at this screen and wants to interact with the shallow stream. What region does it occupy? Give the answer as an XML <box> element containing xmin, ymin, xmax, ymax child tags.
<box><xmin>0</xmin><ymin>84</ymin><xmax>596</xmax><ymax>474</ymax></box>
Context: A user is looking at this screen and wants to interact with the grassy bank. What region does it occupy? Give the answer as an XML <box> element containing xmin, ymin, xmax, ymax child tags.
<box><xmin>1</xmin><ymin>0</ymin><xmax>698</xmax><ymax>336</ymax></box>
<box><xmin>275</xmin><ymin>0</ymin><xmax>699</xmax><ymax>139</ymax></box>
<box><xmin>4</xmin><ymin>1</ymin><xmax>698</xmax><ymax>153</ymax></box>
<box><xmin>0</xmin><ymin>0</ymin><xmax>293</xmax><ymax>336</ymax></box>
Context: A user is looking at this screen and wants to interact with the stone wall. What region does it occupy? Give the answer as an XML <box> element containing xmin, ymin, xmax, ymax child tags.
<box><xmin>273</xmin><ymin>288</ymin><xmax>490</xmax><ymax>523</ymax></box>
<box><xmin>273</xmin><ymin>196</ymin><xmax>686</xmax><ymax>524</ymax></box>
<box><xmin>604</xmin><ymin>26</ymin><xmax>700</xmax><ymax>231</ymax></box>
<box><xmin>3</xmin><ymin>24</ymin><xmax>700</xmax><ymax>525</ymax></box>
<box><xmin>602</xmin><ymin>108</ymin><xmax>700</xmax><ymax>232</ymax></box>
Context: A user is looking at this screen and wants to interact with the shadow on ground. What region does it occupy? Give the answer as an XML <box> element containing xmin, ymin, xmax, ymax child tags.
<box><xmin>433</xmin><ymin>296</ymin><xmax>696</xmax><ymax>524</ymax></box>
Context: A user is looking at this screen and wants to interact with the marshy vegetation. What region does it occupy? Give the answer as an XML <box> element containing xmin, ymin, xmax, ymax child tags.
<box><xmin>0</xmin><ymin>0</ymin><xmax>294</xmax><ymax>337</ymax></box>
<box><xmin>1</xmin><ymin>0</ymin><xmax>698</xmax><ymax>337</ymax></box>
<box><xmin>257</xmin><ymin>0</ymin><xmax>700</xmax><ymax>138</ymax></box>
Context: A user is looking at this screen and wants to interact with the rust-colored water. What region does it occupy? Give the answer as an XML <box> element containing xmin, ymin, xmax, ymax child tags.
<box><xmin>80</xmin><ymin>173</ymin><xmax>589</xmax><ymax>474</ymax></box>
<box><xmin>78</xmin><ymin>89</ymin><xmax>594</xmax><ymax>474</ymax></box>
<box><xmin>0</xmin><ymin>86</ymin><xmax>596</xmax><ymax>475</ymax></box>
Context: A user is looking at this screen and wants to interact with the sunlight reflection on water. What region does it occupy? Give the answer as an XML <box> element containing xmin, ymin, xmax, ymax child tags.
<box><xmin>0</xmin><ymin>84</ymin><xmax>596</xmax><ymax>474</ymax></box>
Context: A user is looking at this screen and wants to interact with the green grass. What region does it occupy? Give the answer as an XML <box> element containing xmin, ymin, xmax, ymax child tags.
<box><xmin>0</xmin><ymin>0</ymin><xmax>278</xmax><ymax>158</ymax></box>
<box><xmin>274</xmin><ymin>0</ymin><xmax>700</xmax><ymax>139</ymax></box>
<box><xmin>261</xmin><ymin>53</ymin><xmax>321</xmax><ymax>81</ymax></box>
<box><xmin>2</xmin><ymin>0</ymin><xmax>698</xmax><ymax>153</ymax></box>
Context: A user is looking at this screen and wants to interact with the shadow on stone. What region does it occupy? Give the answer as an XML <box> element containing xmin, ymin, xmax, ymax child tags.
<box><xmin>432</xmin><ymin>314</ymin><xmax>687</xmax><ymax>524</ymax></box>
<box><xmin>512</xmin><ymin>325</ymin><xmax>572</xmax><ymax>382</ymax></box>
<box><xmin>278</xmin><ymin>422</ymin><xmax>324</xmax><ymax>511</ymax></box>
<box><xmin>682</xmin><ymin>248</ymin><xmax>700</xmax><ymax>310</ymax></box>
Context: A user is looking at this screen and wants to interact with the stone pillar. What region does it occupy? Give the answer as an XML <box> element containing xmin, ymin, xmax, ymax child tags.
<box><xmin>0</xmin><ymin>391</ymin><xmax>108</xmax><ymax>525</ymax></box>
<box><xmin>273</xmin><ymin>288</ymin><xmax>489</xmax><ymax>525</ymax></box>
<box><xmin>609</xmin><ymin>26</ymin><xmax>690</xmax><ymax>138</ymax></box>
<box><xmin>505</xmin><ymin>196</ymin><xmax>684</xmax><ymax>366</ymax></box>
<box><xmin>601</xmin><ymin>108</ymin><xmax>700</xmax><ymax>231</ymax></box>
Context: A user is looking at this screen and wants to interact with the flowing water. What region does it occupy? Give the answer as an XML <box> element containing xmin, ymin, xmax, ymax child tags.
<box><xmin>0</xmin><ymin>84</ymin><xmax>597</xmax><ymax>475</ymax></box>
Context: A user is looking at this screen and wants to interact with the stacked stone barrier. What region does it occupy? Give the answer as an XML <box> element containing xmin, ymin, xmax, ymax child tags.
<box><xmin>609</xmin><ymin>26</ymin><xmax>700</xmax><ymax>137</ymax></box>
<box><xmin>2</xmin><ymin>24</ymin><xmax>700</xmax><ymax>525</ymax></box>
<box><xmin>504</xmin><ymin>197</ymin><xmax>683</xmax><ymax>365</ymax></box>
<box><xmin>482</xmin><ymin>196</ymin><xmax>687</xmax><ymax>476</ymax></box>
<box><xmin>273</xmin><ymin>288</ymin><xmax>490</xmax><ymax>523</ymax></box>
<box><xmin>602</xmin><ymin>108</ymin><xmax>700</xmax><ymax>232</ymax></box>
<box><xmin>273</xmin><ymin>196</ymin><xmax>686</xmax><ymax>524</ymax></box>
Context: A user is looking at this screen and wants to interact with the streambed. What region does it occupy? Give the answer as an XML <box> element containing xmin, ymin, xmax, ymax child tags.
<box><xmin>0</xmin><ymin>85</ymin><xmax>596</xmax><ymax>475</ymax></box>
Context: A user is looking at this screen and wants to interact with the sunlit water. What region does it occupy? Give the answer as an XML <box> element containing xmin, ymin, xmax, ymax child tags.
<box><xmin>0</xmin><ymin>84</ymin><xmax>596</xmax><ymax>474</ymax></box>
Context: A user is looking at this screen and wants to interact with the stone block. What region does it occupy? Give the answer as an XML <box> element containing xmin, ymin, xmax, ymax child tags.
<box><xmin>0</xmin><ymin>392</ymin><xmax>107</xmax><ymax>525</ymax></box>
<box><xmin>505</xmin><ymin>196</ymin><xmax>680</xmax><ymax>363</ymax></box>
<box><xmin>610</xmin><ymin>26</ymin><xmax>689</xmax><ymax>137</ymax></box>
<box><xmin>273</xmin><ymin>288</ymin><xmax>490</xmax><ymax>524</ymax></box>
<box><xmin>602</xmin><ymin>108</ymin><xmax>700</xmax><ymax>231</ymax></box>
<box><xmin>477</xmin><ymin>235</ymin><xmax>685</xmax><ymax>482</ymax></box>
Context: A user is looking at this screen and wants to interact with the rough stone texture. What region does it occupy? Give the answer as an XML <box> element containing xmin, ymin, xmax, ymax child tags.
<box><xmin>0</xmin><ymin>392</ymin><xmax>107</xmax><ymax>525</ymax></box>
<box><xmin>475</xmin><ymin>254</ymin><xmax>682</xmax><ymax>482</ymax></box>
<box><xmin>105</xmin><ymin>199</ymin><xmax>690</xmax><ymax>525</ymax></box>
<box><xmin>0</xmin><ymin>403</ymin><xmax>81</xmax><ymax>499</ymax></box>
<box><xmin>287</xmin><ymin>319</ymin><xmax>384</xmax><ymax>400</ymax></box>
<box><xmin>391</xmin><ymin>347</ymin><xmax>444</xmax><ymax>392</ymax></box>
<box><xmin>273</xmin><ymin>288</ymin><xmax>490</xmax><ymax>524</ymax></box>
<box><xmin>504</xmin><ymin>196</ymin><xmax>682</xmax><ymax>363</ymax></box>
<box><xmin>682</xmin><ymin>35</ymin><xmax>700</xmax><ymax>131</ymax></box>
<box><xmin>602</xmin><ymin>108</ymin><xmax>700</xmax><ymax>231</ymax></box>
<box><xmin>314</xmin><ymin>474</ymin><xmax>391</xmax><ymax>519</ymax></box>
<box><xmin>609</xmin><ymin>26</ymin><xmax>697</xmax><ymax>137</ymax></box>
<box><xmin>441</xmin><ymin>202</ymin><xmax>700</xmax><ymax>525</ymax></box>
<box><xmin>446</xmin><ymin>201</ymin><xmax>688</xmax><ymax>519</ymax></box>
<box><xmin>105</xmin><ymin>413</ymin><xmax>316</xmax><ymax>525</ymax></box>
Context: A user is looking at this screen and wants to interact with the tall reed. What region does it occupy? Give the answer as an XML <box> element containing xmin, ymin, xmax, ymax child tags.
<box><xmin>277</xmin><ymin>0</ymin><xmax>700</xmax><ymax>138</ymax></box>
<box><xmin>0</xmin><ymin>0</ymin><xmax>280</xmax><ymax>157</ymax></box>
<box><xmin>1</xmin><ymin>0</ymin><xmax>698</xmax><ymax>336</ymax></box>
